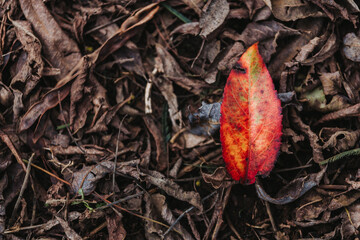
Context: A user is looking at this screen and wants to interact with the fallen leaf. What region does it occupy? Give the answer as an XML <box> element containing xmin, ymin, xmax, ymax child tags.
<box><xmin>199</xmin><ymin>0</ymin><xmax>229</xmax><ymax>38</ymax></box>
<box><xmin>55</xmin><ymin>216</ymin><xmax>82</xmax><ymax>240</ymax></box>
<box><xmin>270</xmin><ymin>0</ymin><xmax>325</xmax><ymax>21</ymax></box>
<box><xmin>188</xmin><ymin>101</ymin><xmax>221</xmax><ymax>136</ymax></box>
<box><xmin>145</xmin><ymin>170</ymin><xmax>203</xmax><ymax>211</ymax></box>
<box><xmin>143</xmin><ymin>115</ymin><xmax>168</xmax><ymax>171</ymax></box>
<box><xmin>202</xmin><ymin>167</ymin><xmax>231</xmax><ymax>189</ymax></box>
<box><xmin>150</xmin><ymin>193</ymin><xmax>194</xmax><ymax>240</ymax></box>
<box><xmin>256</xmin><ymin>167</ymin><xmax>327</xmax><ymax>205</ymax></box>
<box><xmin>343</xmin><ymin>33</ymin><xmax>360</xmax><ymax>62</ymax></box>
<box><xmin>220</xmin><ymin>43</ymin><xmax>282</xmax><ymax>184</ymax></box>
<box><xmin>106</xmin><ymin>214</ymin><xmax>126</xmax><ymax>240</ymax></box>
<box><xmin>10</xmin><ymin>19</ymin><xmax>43</xmax><ymax>96</ymax></box>
<box><xmin>300</xmin><ymin>31</ymin><xmax>338</xmax><ymax>66</ymax></box>
<box><xmin>236</xmin><ymin>20</ymin><xmax>300</xmax><ymax>62</ymax></box>
<box><xmin>322</xmin><ymin>130</ymin><xmax>360</xmax><ymax>151</ymax></box>
<box><xmin>19</xmin><ymin>0</ymin><xmax>82</xmax><ymax>79</ymax></box>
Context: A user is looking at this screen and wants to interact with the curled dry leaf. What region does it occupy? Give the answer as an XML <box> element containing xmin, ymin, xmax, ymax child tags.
<box><xmin>220</xmin><ymin>43</ymin><xmax>282</xmax><ymax>184</ymax></box>
<box><xmin>236</xmin><ymin>20</ymin><xmax>300</xmax><ymax>62</ymax></box>
<box><xmin>155</xmin><ymin>44</ymin><xmax>207</xmax><ymax>95</ymax></box>
<box><xmin>55</xmin><ymin>216</ymin><xmax>82</xmax><ymax>240</ymax></box>
<box><xmin>143</xmin><ymin>115</ymin><xmax>168</xmax><ymax>171</ymax></box>
<box><xmin>301</xmin><ymin>31</ymin><xmax>338</xmax><ymax>66</ymax></box>
<box><xmin>10</xmin><ymin>20</ymin><xmax>43</xmax><ymax>96</ymax></box>
<box><xmin>189</xmin><ymin>101</ymin><xmax>220</xmax><ymax>136</ymax></box>
<box><xmin>322</xmin><ymin>130</ymin><xmax>360</xmax><ymax>151</ymax></box>
<box><xmin>19</xmin><ymin>0</ymin><xmax>81</xmax><ymax>79</ymax></box>
<box><xmin>145</xmin><ymin>170</ymin><xmax>203</xmax><ymax>211</ymax></box>
<box><xmin>256</xmin><ymin>167</ymin><xmax>327</xmax><ymax>205</ymax></box>
<box><xmin>328</xmin><ymin>191</ymin><xmax>360</xmax><ymax>211</ymax></box>
<box><xmin>106</xmin><ymin>214</ymin><xmax>126</xmax><ymax>240</ymax></box>
<box><xmin>343</xmin><ymin>33</ymin><xmax>360</xmax><ymax>62</ymax></box>
<box><xmin>319</xmin><ymin>71</ymin><xmax>342</xmax><ymax>96</ymax></box>
<box><xmin>201</xmin><ymin>167</ymin><xmax>231</xmax><ymax>189</ymax></box>
<box><xmin>290</xmin><ymin>108</ymin><xmax>324</xmax><ymax>163</ymax></box>
<box><xmin>316</xmin><ymin>103</ymin><xmax>360</xmax><ymax>125</ymax></box>
<box><xmin>299</xmin><ymin>87</ymin><xmax>350</xmax><ymax>113</ymax></box>
<box><xmin>170</xmin><ymin>22</ymin><xmax>200</xmax><ymax>36</ymax></box>
<box><xmin>199</xmin><ymin>0</ymin><xmax>229</xmax><ymax>38</ymax></box>
<box><xmin>150</xmin><ymin>193</ymin><xmax>194</xmax><ymax>240</ymax></box>
<box><xmin>268</xmin><ymin>18</ymin><xmax>324</xmax><ymax>81</ymax></box>
<box><xmin>181</xmin><ymin>0</ymin><xmax>203</xmax><ymax>16</ymax></box>
<box><xmin>270</xmin><ymin>0</ymin><xmax>325</xmax><ymax>21</ymax></box>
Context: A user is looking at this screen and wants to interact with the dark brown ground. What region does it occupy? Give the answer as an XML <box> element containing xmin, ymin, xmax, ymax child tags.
<box><xmin>1</xmin><ymin>0</ymin><xmax>360</xmax><ymax>239</ymax></box>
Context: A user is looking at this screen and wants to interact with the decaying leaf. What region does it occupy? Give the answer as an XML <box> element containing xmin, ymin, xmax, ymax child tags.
<box><xmin>270</xmin><ymin>0</ymin><xmax>325</xmax><ymax>21</ymax></box>
<box><xmin>199</xmin><ymin>0</ymin><xmax>229</xmax><ymax>38</ymax></box>
<box><xmin>343</xmin><ymin>32</ymin><xmax>360</xmax><ymax>62</ymax></box>
<box><xmin>256</xmin><ymin>167</ymin><xmax>327</xmax><ymax>205</ymax></box>
<box><xmin>189</xmin><ymin>101</ymin><xmax>220</xmax><ymax>136</ymax></box>
<box><xmin>220</xmin><ymin>43</ymin><xmax>282</xmax><ymax>184</ymax></box>
<box><xmin>19</xmin><ymin>0</ymin><xmax>82</xmax><ymax>78</ymax></box>
<box><xmin>145</xmin><ymin>170</ymin><xmax>203</xmax><ymax>211</ymax></box>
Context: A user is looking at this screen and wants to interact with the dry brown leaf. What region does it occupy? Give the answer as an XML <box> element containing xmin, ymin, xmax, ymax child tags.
<box><xmin>236</xmin><ymin>20</ymin><xmax>300</xmax><ymax>62</ymax></box>
<box><xmin>145</xmin><ymin>170</ymin><xmax>203</xmax><ymax>211</ymax></box>
<box><xmin>143</xmin><ymin>115</ymin><xmax>168</xmax><ymax>171</ymax></box>
<box><xmin>270</xmin><ymin>0</ymin><xmax>325</xmax><ymax>21</ymax></box>
<box><xmin>151</xmin><ymin>193</ymin><xmax>194</xmax><ymax>240</ymax></box>
<box><xmin>19</xmin><ymin>0</ymin><xmax>82</xmax><ymax>79</ymax></box>
<box><xmin>256</xmin><ymin>167</ymin><xmax>327</xmax><ymax>205</ymax></box>
<box><xmin>10</xmin><ymin>20</ymin><xmax>43</xmax><ymax>96</ymax></box>
<box><xmin>319</xmin><ymin>71</ymin><xmax>342</xmax><ymax>96</ymax></box>
<box><xmin>316</xmin><ymin>103</ymin><xmax>360</xmax><ymax>125</ymax></box>
<box><xmin>322</xmin><ymin>130</ymin><xmax>360</xmax><ymax>151</ymax></box>
<box><xmin>106</xmin><ymin>214</ymin><xmax>126</xmax><ymax>240</ymax></box>
<box><xmin>343</xmin><ymin>33</ymin><xmax>360</xmax><ymax>62</ymax></box>
<box><xmin>301</xmin><ymin>31</ymin><xmax>338</xmax><ymax>66</ymax></box>
<box><xmin>55</xmin><ymin>216</ymin><xmax>82</xmax><ymax>240</ymax></box>
<box><xmin>269</xmin><ymin>18</ymin><xmax>325</xmax><ymax>81</ymax></box>
<box><xmin>202</xmin><ymin>167</ymin><xmax>231</xmax><ymax>189</ymax></box>
<box><xmin>328</xmin><ymin>191</ymin><xmax>360</xmax><ymax>211</ymax></box>
<box><xmin>199</xmin><ymin>0</ymin><xmax>229</xmax><ymax>38</ymax></box>
<box><xmin>181</xmin><ymin>0</ymin><xmax>203</xmax><ymax>15</ymax></box>
<box><xmin>155</xmin><ymin>43</ymin><xmax>208</xmax><ymax>95</ymax></box>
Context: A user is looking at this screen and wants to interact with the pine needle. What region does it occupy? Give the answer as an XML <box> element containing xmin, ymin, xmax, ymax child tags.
<box><xmin>320</xmin><ymin>148</ymin><xmax>360</xmax><ymax>165</ymax></box>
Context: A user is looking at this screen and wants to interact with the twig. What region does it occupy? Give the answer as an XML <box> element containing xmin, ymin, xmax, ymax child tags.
<box><xmin>191</xmin><ymin>38</ymin><xmax>205</xmax><ymax>69</ymax></box>
<box><xmin>22</xmin><ymin>159</ymin><xmax>71</xmax><ymax>186</ymax></box>
<box><xmin>93</xmin><ymin>192</ymin><xmax>183</xmax><ymax>235</ymax></box>
<box><xmin>225</xmin><ymin>212</ymin><xmax>243</xmax><ymax>240</ymax></box>
<box><xmin>10</xmin><ymin>153</ymin><xmax>35</xmax><ymax>225</ymax></box>
<box><xmin>162</xmin><ymin>191</ymin><xmax>217</xmax><ymax>237</ymax></box>
<box><xmin>113</xmin><ymin>114</ymin><xmax>128</xmax><ymax>201</ymax></box>
<box><xmin>97</xmin><ymin>191</ymin><xmax>145</xmax><ymax>210</ymax></box>
<box><xmin>275</xmin><ymin>164</ymin><xmax>313</xmax><ymax>173</ymax></box>
<box><xmin>264</xmin><ymin>200</ymin><xmax>277</xmax><ymax>232</ymax></box>
<box><xmin>84</xmin><ymin>15</ymin><xmax>128</xmax><ymax>35</ymax></box>
<box><xmin>83</xmin><ymin>222</ymin><xmax>107</xmax><ymax>240</ymax></box>
<box><xmin>145</xmin><ymin>77</ymin><xmax>153</xmax><ymax>114</ymax></box>
<box><xmin>212</xmin><ymin>185</ymin><xmax>233</xmax><ymax>239</ymax></box>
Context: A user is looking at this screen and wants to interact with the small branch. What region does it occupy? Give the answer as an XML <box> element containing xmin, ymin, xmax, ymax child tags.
<box><xmin>10</xmin><ymin>153</ymin><xmax>35</xmax><ymax>225</ymax></box>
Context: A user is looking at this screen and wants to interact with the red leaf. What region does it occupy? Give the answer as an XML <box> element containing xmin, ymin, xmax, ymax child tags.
<box><xmin>220</xmin><ymin>43</ymin><xmax>282</xmax><ymax>184</ymax></box>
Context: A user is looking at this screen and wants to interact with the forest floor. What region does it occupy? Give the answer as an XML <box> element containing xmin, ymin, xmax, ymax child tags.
<box><xmin>1</xmin><ymin>0</ymin><xmax>360</xmax><ymax>239</ymax></box>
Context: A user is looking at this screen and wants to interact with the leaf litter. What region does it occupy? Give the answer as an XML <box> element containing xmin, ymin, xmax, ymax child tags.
<box><xmin>2</xmin><ymin>0</ymin><xmax>360</xmax><ymax>239</ymax></box>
